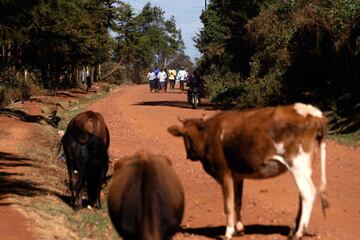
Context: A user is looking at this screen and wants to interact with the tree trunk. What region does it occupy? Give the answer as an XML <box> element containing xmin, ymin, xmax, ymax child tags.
<box><xmin>101</xmin><ymin>60</ymin><xmax>123</xmax><ymax>80</ymax></box>
<box><xmin>41</xmin><ymin>65</ymin><xmax>49</xmax><ymax>89</ymax></box>
<box><xmin>93</xmin><ymin>64</ymin><xmax>98</xmax><ymax>82</ymax></box>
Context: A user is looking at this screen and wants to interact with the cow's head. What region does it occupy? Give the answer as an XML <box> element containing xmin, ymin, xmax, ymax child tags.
<box><xmin>168</xmin><ymin>117</ymin><xmax>206</xmax><ymax>161</ymax></box>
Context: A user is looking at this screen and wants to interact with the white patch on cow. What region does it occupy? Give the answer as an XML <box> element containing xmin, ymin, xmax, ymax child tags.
<box><xmin>270</xmin><ymin>155</ymin><xmax>290</xmax><ymax>169</ymax></box>
<box><xmin>222</xmin><ymin>173</ymin><xmax>235</xmax><ymax>239</ymax></box>
<box><xmin>289</xmin><ymin>145</ymin><xmax>316</xmax><ymax>238</ymax></box>
<box><xmin>220</xmin><ymin>129</ymin><xmax>226</xmax><ymax>141</ymax></box>
<box><xmin>294</xmin><ymin>103</ymin><xmax>323</xmax><ymax>118</ymax></box>
<box><xmin>73</xmin><ymin>170</ymin><xmax>78</xmax><ymax>174</ymax></box>
<box><xmin>273</xmin><ymin>142</ymin><xmax>285</xmax><ymax>155</ymax></box>
<box><xmin>235</xmin><ymin>221</ymin><xmax>244</xmax><ymax>232</ymax></box>
<box><xmin>225</xmin><ymin>225</ymin><xmax>235</xmax><ymax>239</ymax></box>
<box><xmin>57</xmin><ymin>130</ymin><xmax>65</xmax><ymax>138</ymax></box>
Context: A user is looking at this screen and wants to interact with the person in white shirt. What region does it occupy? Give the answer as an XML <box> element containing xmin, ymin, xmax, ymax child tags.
<box><xmin>158</xmin><ymin>68</ymin><xmax>167</xmax><ymax>93</ymax></box>
<box><xmin>176</xmin><ymin>67</ymin><xmax>188</xmax><ymax>93</ymax></box>
<box><xmin>147</xmin><ymin>70</ymin><xmax>156</xmax><ymax>92</ymax></box>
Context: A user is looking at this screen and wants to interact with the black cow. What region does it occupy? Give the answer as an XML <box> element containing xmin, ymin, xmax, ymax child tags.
<box><xmin>107</xmin><ymin>151</ymin><xmax>184</xmax><ymax>240</ymax></box>
<box><xmin>62</xmin><ymin>112</ymin><xmax>109</xmax><ymax>210</ymax></box>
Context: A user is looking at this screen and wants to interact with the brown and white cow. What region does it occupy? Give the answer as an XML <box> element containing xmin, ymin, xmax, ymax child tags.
<box><xmin>107</xmin><ymin>150</ymin><xmax>184</xmax><ymax>240</ymax></box>
<box><xmin>168</xmin><ymin>103</ymin><xmax>329</xmax><ymax>240</ymax></box>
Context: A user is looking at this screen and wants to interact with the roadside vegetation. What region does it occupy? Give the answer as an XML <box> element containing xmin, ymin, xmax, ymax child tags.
<box><xmin>0</xmin><ymin>0</ymin><xmax>192</xmax><ymax>106</ymax></box>
<box><xmin>196</xmin><ymin>0</ymin><xmax>360</xmax><ymax>138</ymax></box>
<box><xmin>11</xmin><ymin>86</ymin><xmax>119</xmax><ymax>239</ymax></box>
<box><xmin>2</xmin><ymin>1</ymin><xmax>358</xmax><ymax>141</ymax></box>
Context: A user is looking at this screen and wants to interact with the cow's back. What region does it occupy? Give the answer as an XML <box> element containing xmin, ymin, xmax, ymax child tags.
<box><xmin>69</xmin><ymin>111</ymin><xmax>109</xmax><ymax>148</ymax></box>
<box><xmin>108</xmin><ymin>152</ymin><xmax>184</xmax><ymax>240</ymax></box>
<box><xmin>205</xmin><ymin>105</ymin><xmax>326</xmax><ymax>178</ymax></box>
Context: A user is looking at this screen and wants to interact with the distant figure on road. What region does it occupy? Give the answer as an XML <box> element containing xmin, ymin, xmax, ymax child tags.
<box><xmin>147</xmin><ymin>69</ymin><xmax>156</xmax><ymax>92</ymax></box>
<box><xmin>154</xmin><ymin>65</ymin><xmax>160</xmax><ymax>92</ymax></box>
<box><xmin>177</xmin><ymin>67</ymin><xmax>188</xmax><ymax>93</ymax></box>
<box><xmin>168</xmin><ymin>69</ymin><xmax>177</xmax><ymax>93</ymax></box>
<box><xmin>158</xmin><ymin>68</ymin><xmax>167</xmax><ymax>93</ymax></box>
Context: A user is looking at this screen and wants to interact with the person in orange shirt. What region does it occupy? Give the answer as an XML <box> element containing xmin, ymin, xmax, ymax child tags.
<box><xmin>168</xmin><ymin>69</ymin><xmax>177</xmax><ymax>93</ymax></box>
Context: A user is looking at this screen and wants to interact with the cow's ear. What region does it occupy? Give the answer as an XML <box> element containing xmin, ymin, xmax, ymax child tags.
<box><xmin>168</xmin><ymin>125</ymin><xmax>185</xmax><ymax>136</ymax></box>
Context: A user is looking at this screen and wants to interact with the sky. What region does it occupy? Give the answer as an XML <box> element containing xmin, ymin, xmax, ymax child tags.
<box><xmin>124</xmin><ymin>0</ymin><xmax>204</xmax><ymax>61</ymax></box>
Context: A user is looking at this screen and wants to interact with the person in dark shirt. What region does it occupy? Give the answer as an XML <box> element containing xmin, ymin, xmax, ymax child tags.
<box><xmin>187</xmin><ymin>70</ymin><xmax>204</xmax><ymax>104</ymax></box>
<box><xmin>187</xmin><ymin>70</ymin><xmax>203</xmax><ymax>90</ymax></box>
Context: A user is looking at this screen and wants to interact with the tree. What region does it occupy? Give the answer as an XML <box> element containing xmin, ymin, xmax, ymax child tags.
<box><xmin>109</xmin><ymin>2</ymin><xmax>186</xmax><ymax>83</ymax></box>
<box><xmin>1</xmin><ymin>0</ymin><xmax>116</xmax><ymax>89</ymax></box>
<box><xmin>196</xmin><ymin>0</ymin><xmax>360</xmax><ymax>117</ymax></box>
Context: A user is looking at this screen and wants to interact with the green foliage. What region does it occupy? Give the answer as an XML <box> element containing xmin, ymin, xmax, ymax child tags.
<box><xmin>0</xmin><ymin>0</ymin><xmax>116</xmax><ymax>90</ymax></box>
<box><xmin>111</xmin><ymin>2</ymin><xmax>187</xmax><ymax>83</ymax></box>
<box><xmin>203</xmin><ymin>71</ymin><xmax>243</xmax><ymax>103</ymax></box>
<box><xmin>196</xmin><ymin>0</ymin><xmax>360</xmax><ymax>120</ymax></box>
<box><xmin>0</xmin><ymin>69</ymin><xmax>43</xmax><ymax>107</ymax></box>
<box><xmin>101</xmin><ymin>62</ymin><xmax>132</xmax><ymax>84</ymax></box>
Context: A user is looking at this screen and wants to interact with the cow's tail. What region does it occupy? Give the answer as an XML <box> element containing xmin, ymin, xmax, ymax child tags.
<box><xmin>319</xmin><ymin>141</ymin><xmax>329</xmax><ymax>218</ymax></box>
<box><xmin>140</xmin><ymin>160</ymin><xmax>161</xmax><ymax>240</ymax></box>
<box><xmin>317</xmin><ymin>116</ymin><xmax>329</xmax><ymax>218</ymax></box>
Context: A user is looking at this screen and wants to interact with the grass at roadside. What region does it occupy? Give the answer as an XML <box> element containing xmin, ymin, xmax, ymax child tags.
<box><xmin>57</xmin><ymin>89</ymin><xmax>109</xmax><ymax>130</ymax></box>
<box><xmin>328</xmin><ymin>130</ymin><xmax>360</xmax><ymax>147</ymax></box>
<box><xmin>11</xmin><ymin>84</ymin><xmax>120</xmax><ymax>239</ymax></box>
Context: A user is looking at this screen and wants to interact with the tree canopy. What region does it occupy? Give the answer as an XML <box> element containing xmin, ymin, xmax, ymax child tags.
<box><xmin>196</xmin><ymin>0</ymin><xmax>360</xmax><ymax>116</ymax></box>
<box><xmin>0</xmin><ymin>0</ymin><xmax>188</xmax><ymax>92</ymax></box>
<box><xmin>110</xmin><ymin>2</ymin><xmax>187</xmax><ymax>83</ymax></box>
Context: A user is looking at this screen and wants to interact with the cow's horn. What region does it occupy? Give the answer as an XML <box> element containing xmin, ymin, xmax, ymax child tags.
<box><xmin>202</xmin><ymin>114</ymin><xmax>208</xmax><ymax>121</ymax></box>
<box><xmin>178</xmin><ymin>116</ymin><xmax>186</xmax><ymax>123</ymax></box>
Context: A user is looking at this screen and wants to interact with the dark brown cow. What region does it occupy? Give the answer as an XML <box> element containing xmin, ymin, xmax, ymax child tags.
<box><xmin>62</xmin><ymin>111</ymin><xmax>110</xmax><ymax>210</ymax></box>
<box><xmin>68</xmin><ymin>111</ymin><xmax>110</xmax><ymax>149</ymax></box>
<box><xmin>168</xmin><ymin>103</ymin><xmax>329</xmax><ymax>240</ymax></box>
<box><xmin>108</xmin><ymin>150</ymin><xmax>184</xmax><ymax>240</ymax></box>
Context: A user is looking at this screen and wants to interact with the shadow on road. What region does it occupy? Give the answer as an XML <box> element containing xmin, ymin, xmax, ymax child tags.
<box><xmin>0</xmin><ymin>108</ymin><xmax>59</xmax><ymax>127</ymax></box>
<box><xmin>134</xmin><ymin>100</ymin><xmax>234</xmax><ymax>111</ymax></box>
<box><xmin>180</xmin><ymin>224</ymin><xmax>290</xmax><ymax>239</ymax></box>
<box><xmin>0</xmin><ymin>151</ymin><xmax>56</xmax><ymax>204</ymax></box>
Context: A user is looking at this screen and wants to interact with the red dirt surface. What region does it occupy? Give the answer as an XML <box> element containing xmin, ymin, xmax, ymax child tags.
<box><xmin>88</xmin><ymin>84</ymin><xmax>360</xmax><ymax>240</ymax></box>
<box><xmin>0</xmin><ymin>84</ymin><xmax>359</xmax><ymax>239</ymax></box>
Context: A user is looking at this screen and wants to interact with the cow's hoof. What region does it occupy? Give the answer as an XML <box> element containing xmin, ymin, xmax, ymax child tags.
<box><xmin>235</xmin><ymin>221</ymin><xmax>245</xmax><ymax>236</ymax></box>
<box><xmin>73</xmin><ymin>205</ymin><xmax>81</xmax><ymax>211</ymax></box>
<box><xmin>304</xmin><ymin>231</ymin><xmax>317</xmax><ymax>238</ymax></box>
<box><xmin>288</xmin><ymin>230</ymin><xmax>317</xmax><ymax>239</ymax></box>
<box><xmin>224</xmin><ymin>225</ymin><xmax>236</xmax><ymax>240</ymax></box>
<box><xmin>288</xmin><ymin>236</ymin><xmax>301</xmax><ymax>240</ymax></box>
<box><xmin>236</xmin><ymin>230</ymin><xmax>245</xmax><ymax>236</ymax></box>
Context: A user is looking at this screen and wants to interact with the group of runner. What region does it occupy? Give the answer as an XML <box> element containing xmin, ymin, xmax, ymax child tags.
<box><xmin>147</xmin><ymin>66</ymin><xmax>188</xmax><ymax>93</ymax></box>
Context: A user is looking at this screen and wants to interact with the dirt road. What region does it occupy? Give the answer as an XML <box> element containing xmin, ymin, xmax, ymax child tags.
<box><xmin>87</xmin><ymin>84</ymin><xmax>360</xmax><ymax>240</ymax></box>
<box><xmin>0</xmin><ymin>84</ymin><xmax>359</xmax><ymax>239</ymax></box>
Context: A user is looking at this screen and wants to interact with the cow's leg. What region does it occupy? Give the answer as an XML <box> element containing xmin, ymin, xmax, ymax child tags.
<box><xmin>96</xmin><ymin>168</ymin><xmax>108</xmax><ymax>209</ymax></box>
<box><xmin>289</xmin><ymin>146</ymin><xmax>316</xmax><ymax>239</ymax></box>
<box><xmin>87</xmin><ymin>176</ymin><xmax>102</xmax><ymax>209</ymax></box>
<box><xmin>74</xmin><ymin>173</ymin><xmax>84</xmax><ymax>210</ymax></box>
<box><xmin>221</xmin><ymin>172</ymin><xmax>236</xmax><ymax>240</ymax></box>
<box><xmin>234</xmin><ymin>179</ymin><xmax>245</xmax><ymax>234</ymax></box>
<box><xmin>68</xmin><ymin>172</ymin><xmax>75</xmax><ymax>207</ymax></box>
